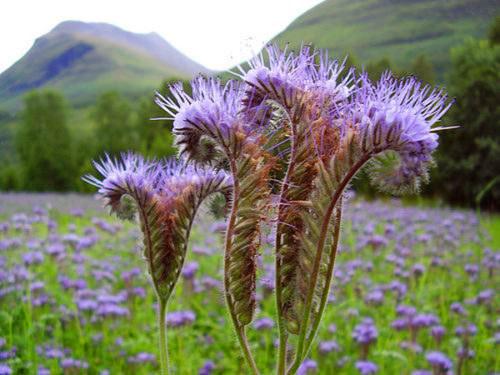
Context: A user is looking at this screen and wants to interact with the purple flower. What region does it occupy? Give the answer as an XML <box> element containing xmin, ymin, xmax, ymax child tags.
<box><xmin>464</xmin><ymin>263</ymin><xmax>478</xmax><ymax>277</ymax></box>
<box><xmin>238</xmin><ymin>44</ymin><xmax>352</xmax><ymax>124</ymax></box>
<box><xmin>396</xmin><ymin>305</ymin><xmax>416</xmax><ymax>317</ymax></box>
<box><xmin>400</xmin><ymin>341</ymin><xmax>422</xmax><ymax>353</ymax></box>
<box><xmin>477</xmin><ymin>289</ymin><xmax>494</xmax><ymax>304</ymax></box>
<box><xmin>365</xmin><ymin>290</ymin><xmax>384</xmax><ymax>306</ymax></box>
<box><xmin>411</xmin><ymin>263</ymin><xmax>425</xmax><ymax>277</ymax></box>
<box><xmin>46</xmin><ymin>243</ymin><xmax>65</xmax><ymax>257</ymax></box>
<box><xmin>431</xmin><ymin>325</ymin><xmax>445</xmax><ymax>342</ymax></box>
<box><xmin>391</xmin><ymin>318</ymin><xmax>409</xmax><ymax>331</ymax></box>
<box><xmin>0</xmin><ymin>364</ymin><xmax>12</xmax><ymax>375</ymax></box>
<box><xmin>76</xmin><ymin>299</ymin><xmax>98</xmax><ymax>312</ymax></box>
<box><xmin>352</xmin><ymin>73</ymin><xmax>453</xmax><ymax>192</ymax></box>
<box><xmin>182</xmin><ymin>261</ymin><xmax>199</xmax><ymax>280</ymax></box>
<box><xmin>353</xmin><ymin>318</ymin><xmax>378</xmax><ymax>346</ymax></box>
<box><xmin>127</xmin><ymin>352</ymin><xmax>156</xmax><ymax>364</ymax></box>
<box><xmin>131</xmin><ymin>287</ymin><xmax>146</xmax><ymax>298</ymax></box>
<box><xmin>85</xmin><ymin>153</ymin><xmax>231</xmax><ymax>220</ymax></box>
<box><xmin>318</xmin><ymin>340</ymin><xmax>340</xmax><ymax>355</ymax></box>
<box><xmin>166</xmin><ymin>311</ymin><xmax>196</xmax><ymax>327</ymax></box>
<box><xmin>450</xmin><ymin>302</ymin><xmax>466</xmax><ymax>315</ymax></box>
<box><xmin>97</xmin><ymin>304</ymin><xmax>129</xmax><ymax>318</ymax></box>
<box><xmin>356</xmin><ymin>360</ymin><xmax>378</xmax><ymax>374</ymax></box>
<box><xmin>121</xmin><ymin>267</ymin><xmax>141</xmax><ymax>282</ymax></box>
<box><xmin>297</xmin><ymin>359</ymin><xmax>318</xmax><ymax>374</ymax></box>
<box><xmin>60</xmin><ymin>358</ymin><xmax>89</xmax><ymax>369</ymax></box>
<box><xmin>457</xmin><ymin>347</ymin><xmax>474</xmax><ymax>359</ymax></box>
<box><xmin>413</xmin><ymin>314</ymin><xmax>439</xmax><ymax>328</ymax></box>
<box><xmin>426</xmin><ymin>351</ymin><xmax>453</xmax><ymax>372</ymax></box>
<box><xmin>0</xmin><ymin>346</ymin><xmax>16</xmax><ymax>360</ymax></box>
<box><xmin>455</xmin><ymin>324</ymin><xmax>477</xmax><ymax>337</ymax></box>
<box><xmin>23</xmin><ymin>251</ymin><xmax>44</xmax><ymax>265</ymax></box>
<box><xmin>156</xmin><ymin>78</ymin><xmax>252</xmax><ymax>162</ymax></box>
<box><xmin>254</xmin><ymin>317</ymin><xmax>274</xmax><ymax>331</ymax></box>
<box><xmin>198</xmin><ymin>360</ymin><xmax>215</xmax><ymax>375</ymax></box>
<box><xmin>83</xmin><ymin>153</ymin><xmax>162</xmax><ymax>219</ymax></box>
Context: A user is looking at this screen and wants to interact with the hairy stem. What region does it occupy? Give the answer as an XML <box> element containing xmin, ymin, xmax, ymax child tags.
<box><xmin>302</xmin><ymin>199</ymin><xmax>343</xmax><ymax>357</ymax></box>
<box><xmin>158</xmin><ymin>299</ymin><xmax>170</xmax><ymax>375</ymax></box>
<box><xmin>224</xmin><ymin>158</ymin><xmax>260</xmax><ymax>375</ymax></box>
<box><xmin>288</xmin><ymin>154</ymin><xmax>371</xmax><ymax>374</ymax></box>
<box><xmin>275</xmin><ymin>120</ymin><xmax>297</xmax><ymax>375</ymax></box>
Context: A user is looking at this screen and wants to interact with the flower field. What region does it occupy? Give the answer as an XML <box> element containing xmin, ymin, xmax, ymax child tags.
<box><xmin>0</xmin><ymin>193</ymin><xmax>498</xmax><ymax>374</ymax></box>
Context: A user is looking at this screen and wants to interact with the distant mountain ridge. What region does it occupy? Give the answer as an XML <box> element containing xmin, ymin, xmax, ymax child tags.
<box><xmin>272</xmin><ymin>0</ymin><xmax>497</xmax><ymax>78</ymax></box>
<box><xmin>0</xmin><ymin>21</ymin><xmax>211</xmax><ymax>111</ymax></box>
<box><xmin>49</xmin><ymin>21</ymin><xmax>209</xmax><ymax>76</ymax></box>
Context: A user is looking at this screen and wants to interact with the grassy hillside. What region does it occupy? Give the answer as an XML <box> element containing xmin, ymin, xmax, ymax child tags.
<box><xmin>0</xmin><ymin>21</ymin><xmax>209</xmax><ymax>113</ymax></box>
<box><xmin>273</xmin><ymin>0</ymin><xmax>498</xmax><ymax>78</ymax></box>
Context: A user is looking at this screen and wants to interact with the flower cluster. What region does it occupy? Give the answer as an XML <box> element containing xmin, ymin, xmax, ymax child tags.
<box><xmin>239</xmin><ymin>45</ymin><xmax>353</xmax><ymax>124</ymax></box>
<box><xmin>156</xmin><ymin>78</ymin><xmax>251</xmax><ymax>164</ymax></box>
<box><xmin>83</xmin><ymin>43</ymin><xmax>455</xmax><ymax>375</ymax></box>
<box><xmin>352</xmin><ymin>73</ymin><xmax>453</xmax><ymax>192</ymax></box>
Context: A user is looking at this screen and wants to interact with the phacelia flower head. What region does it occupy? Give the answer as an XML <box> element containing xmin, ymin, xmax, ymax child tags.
<box><xmin>356</xmin><ymin>360</ymin><xmax>379</xmax><ymax>375</ymax></box>
<box><xmin>238</xmin><ymin>44</ymin><xmax>353</xmax><ymax>125</ymax></box>
<box><xmin>352</xmin><ymin>317</ymin><xmax>378</xmax><ymax>346</ymax></box>
<box><xmin>84</xmin><ymin>153</ymin><xmax>162</xmax><ymax>220</ymax></box>
<box><xmin>84</xmin><ymin>153</ymin><xmax>231</xmax><ymax>301</ymax></box>
<box><xmin>156</xmin><ymin>77</ymin><xmax>253</xmax><ymax>164</ymax></box>
<box><xmin>352</xmin><ymin>72</ymin><xmax>454</xmax><ymax>192</ymax></box>
<box><xmin>425</xmin><ymin>351</ymin><xmax>453</xmax><ymax>373</ymax></box>
<box><xmin>84</xmin><ymin>153</ymin><xmax>231</xmax><ymax>220</ymax></box>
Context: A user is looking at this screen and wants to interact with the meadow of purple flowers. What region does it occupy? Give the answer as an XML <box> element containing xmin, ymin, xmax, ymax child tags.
<box><xmin>0</xmin><ymin>193</ymin><xmax>498</xmax><ymax>374</ymax></box>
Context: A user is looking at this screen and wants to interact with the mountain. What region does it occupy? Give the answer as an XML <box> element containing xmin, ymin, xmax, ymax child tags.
<box><xmin>0</xmin><ymin>21</ymin><xmax>211</xmax><ymax>111</ymax></box>
<box><xmin>272</xmin><ymin>0</ymin><xmax>497</xmax><ymax>78</ymax></box>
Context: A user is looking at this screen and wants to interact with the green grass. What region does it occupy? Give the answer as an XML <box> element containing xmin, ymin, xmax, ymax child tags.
<box><xmin>273</xmin><ymin>0</ymin><xmax>497</xmax><ymax>78</ymax></box>
<box><xmin>0</xmin><ymin>196</ymin><xmax>498</xmax><ymax>374</ymax></box>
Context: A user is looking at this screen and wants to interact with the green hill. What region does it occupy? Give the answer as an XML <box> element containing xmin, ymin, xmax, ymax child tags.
<box><xmin>0</xmin><ymin>21</ymin><xmax>210</xmax><ymax>112</ymax></box>
<box><xmin>272</xmin><ymin>0</ymin><xmax>498</xmax><ymax>78</ymax></box>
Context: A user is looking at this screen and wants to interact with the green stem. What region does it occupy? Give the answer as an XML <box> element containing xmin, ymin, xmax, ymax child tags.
<box><xmin>302</xmin><ymin>200</ymin><xmax>343</xmax><ymax>358</ymax></box>
<box><xmin>287</xmin><ymin>154</ymin><xmax>370</xmax><ymax>374</ymax></box>
<box><xmin>158</xmin><ymin>299</ymin><xmax>170</xmax><ymax>375</ymax></box>
<box><xmin>223</xmin><ymin>157</ymin><xmax>260</xmax><ymax>375</ymax></box>
<box><xmin>277</xmin><ymin>335</ymin><xmax>288</xmax><ymax>375</ymax></box>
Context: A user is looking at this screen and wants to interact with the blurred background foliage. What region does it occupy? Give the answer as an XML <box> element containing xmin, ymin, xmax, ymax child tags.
<box><xmin>0</xmin><ymin>17</ymin><xmax>498</xmax><ymax>210</ymax></box>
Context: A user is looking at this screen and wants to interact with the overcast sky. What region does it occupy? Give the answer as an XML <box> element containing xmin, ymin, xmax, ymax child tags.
<box><xmin>1</xmin><ymin>0</ymin><xmax>324</xmax><ymax>73</ymax></box>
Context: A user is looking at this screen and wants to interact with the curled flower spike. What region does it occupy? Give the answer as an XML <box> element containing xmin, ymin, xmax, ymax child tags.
<box><xmin>238</xmin><ymin>44</ymin><xmax>354</xmax><ymax>125</ymax></box>
<box><xmin>155</xmin><ymin>77</ymin><xmax>253</xmax><ymax>164</ymax></box>
<box><xmin>84</xmin><ymin>153</ymin><xmax>162</xmax><ymax>220</ymax></box>
<box><xmin>352</xmin><ymin>72</ymin><xmax>454</xmax><ymax>192</ymax></box>
<box><xmin>84</xmin><ymin>153</ymin><xmax>231</xmax><ymax>300</ymax></box>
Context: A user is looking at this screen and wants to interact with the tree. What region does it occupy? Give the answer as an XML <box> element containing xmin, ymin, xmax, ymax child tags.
<box><xmin>93</xmin><ymin>91</ymin><xmax>137</xmax><ymax>157</ymax></box>
<box><xmin>15</xmin><ymin>90</ymin><xmax>76</xmax><ymax>191</ymax></box>
<box><xmin>434</xmin><ymin>38</ymin><xmax>500</xmax><ymax>210</ymax></box>
<box><xmin>411</xmin><ymin>54</ymin><xmax>435</xmax><ymax>84</ymax></box>
<box><xmin>134</xmin><ymin>78</ymin><xmax>189</xmax><ymax>158</ymax></box>
<box><xmin>366</xmin><ymin>57</ymin><xmax>392</xmax><ymax>81</ymax></box>
<box><xmin>488</xmin><ymin>15</ymin><xmax>500</xmax><ymax>45</ymax></box>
